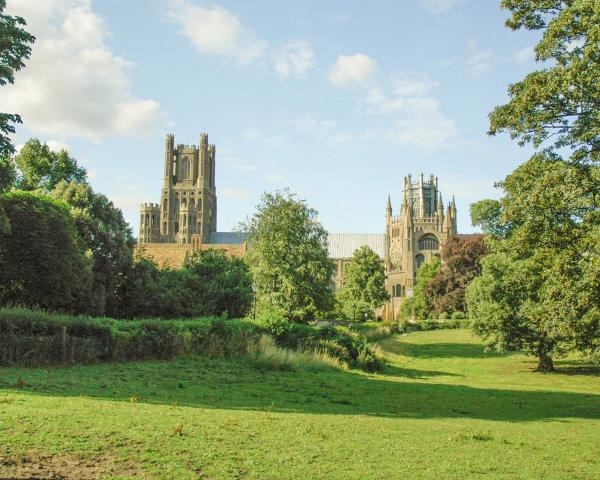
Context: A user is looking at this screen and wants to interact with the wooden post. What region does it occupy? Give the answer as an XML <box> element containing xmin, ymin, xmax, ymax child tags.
<box><xmin>61</xmin><ymin>327</ymin><xmax>67</xmax><ymax>363</ymax></box>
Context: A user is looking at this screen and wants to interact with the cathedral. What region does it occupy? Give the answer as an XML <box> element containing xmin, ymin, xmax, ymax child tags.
<box><xmin>138</xmin><ymin>133</ymin><xmax>458</xmax><ymax>320</ymax></box>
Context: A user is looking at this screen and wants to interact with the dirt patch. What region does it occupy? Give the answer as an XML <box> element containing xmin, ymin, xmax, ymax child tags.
<box><xmin>0</xmin><ymin>452</ymin><xmax>144</xmax><ymax>479</ymax></box>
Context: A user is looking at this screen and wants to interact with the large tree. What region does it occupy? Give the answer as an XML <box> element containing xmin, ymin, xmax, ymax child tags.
<box><xmin>338</xmin><ymin>245</ymin><xmax>389</xmax><ymax>322</ymax></box>
<box><xmin>0</xmin><ymin>0</ymin><xmax>35</xmax><ymax>159</ymax></box>
<box><xmin>242</xmin><ymin>190</ymin><xmax>334</xmax><ymax>323</ymax></box>
<box><xmin>409</xmin><ymin>257</ymin><xmax>441</xmax><ymax>321</ymax></box>
<box><xmin>426</xmin><ymin>235</ymin><xmax>487</xmax><ymax>316</ymax></box>
<box><xmin>0</xmin><ymin>191</ymin><xmax>91</xmax><ymax>311</ymax></box>
<box><xmin>52</xmin><ymin>181</ymin><xmax>134</xmax><ymax>316</ymax></box>
<box><xmin>468</xmin><ymin>0</ymin><xmax>600</xmax><ymax>371</ymax></box>
<box><xmin>15</xmin><ymin>139</ymin><xmax>87</xmax><ymax>191</ymax></box>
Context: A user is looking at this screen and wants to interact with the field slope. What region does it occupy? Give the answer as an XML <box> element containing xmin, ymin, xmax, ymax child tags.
<box><xmin>1</xmin><ymin>329</ymin><xmax>599</xmax><ymax>479</ymax></box>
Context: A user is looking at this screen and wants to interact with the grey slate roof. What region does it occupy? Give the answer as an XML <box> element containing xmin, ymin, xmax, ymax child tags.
<box><xmin>209</xmin><ymin>231</ymin><xmax>247</xmax><ymax>244</ymax></box>
<box><xmin>327</xmin><ymin>233</ymin><xmax>386</xmax><ymax>259</ymax></box>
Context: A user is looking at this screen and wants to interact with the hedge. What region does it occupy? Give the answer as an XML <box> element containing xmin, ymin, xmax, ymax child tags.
<box><xmin>0</xmin><ymin>307</ymin><xmax>259</xmax><ymax>367</ymax></box>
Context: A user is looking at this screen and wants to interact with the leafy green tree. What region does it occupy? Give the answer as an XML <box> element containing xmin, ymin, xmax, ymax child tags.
<box><xmin>410</xmin><ymin>257</ymin><xmax>441</xmax><ymax>320</ymax></box>
<box><xmin>184</xmin><ymin>249</ymin><xmax>253</xmax><ymax>318</ymax></box>
<box><xmin>52</xmin><ymin>181</ymin><xmax>134</xmax><ymax>316</ymax></box>
<box><xmin>426</xmin><ymin>235</ymin><xmax>487</xmax><ymax>316</ymax></box>
<box><xmin>338</xmin><ymin>245</ymin><xmax>389</xmax><ymax>322</ymax></box>
<box><xmin>468</xmin><ymin>0</ymin><xmax>600</xmax><ymax>371</ymax></box>
<box><xmin>15</xmin><ymin>139</ymin><xmax>87</xmax><ymax>191</ymax></box>
<box><xmin>242</xmin><ymin>190</ymin><xmax>334</xmax><ymax>323</ymax></box>
<box><xmin>0</xmin><ymin>191</ymin><xmax>91</xmax><ymax>311</ymax></box>
<box><xmin>0</xmin><ymin>0</ymin><xmax>35</xmax><ymax>159</ymax></box>
<box><xmin>470</xmin><ymin>199</ymin><xmax>510</xmax><ymax>238</ymax></box>
<box><xmin>0</xmin><ymin>157</ymin><xmax>15</xmax><ymax>233</ymax></box>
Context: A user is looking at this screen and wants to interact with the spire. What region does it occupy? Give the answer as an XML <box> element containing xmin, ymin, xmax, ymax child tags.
<box><xmin>386</xmin><ymin>194</ymin><xmax>392</xmax><ymax>216</ymax></box>
<box><xmin>451</xmin><ymin>195</ymin><xmax>456</xmax><ymax>212</ymax></box>
<box><xmin>437</xmin><ymin>191</ymin><xmax>443</xmax><ymax>217</ymax></box>
<box><xmin>443</xmin><ymin>204</ymin><xmax>452</xmax><ymax>233</ymax></box>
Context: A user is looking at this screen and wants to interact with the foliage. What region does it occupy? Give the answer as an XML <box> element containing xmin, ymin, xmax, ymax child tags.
<box><xmin>116</xmin><ymin>249</ymin><xmax>253</xmax><ymax>320</ymax></box>
<box><xmin>408</xmin><ymin>257</ymin><xmax>441</xmax><ymax>320</ymax></box>
<box><xmin>470</xmin><ymin>199</ymin><xmax>510</xmax><ymax>237</ymax></box>
<box><xmin>52</xmin><ymin>181</ymin><xmax>135</xmax><ymax>316</ymax></box>
<box><xmin>15</xmin><ymin>139</ymin><xmax>87</xmax><ymax>191</ymax></box>
<box><xmin>425</xmin><ymin>235</ymin><xmax>487</xmax><ymax>316</ymax></box>
<box><xmin>184</xmin><ymin>249</ymin><xmax>254</xmax><ymax>319</ymax></box>
<box><xmin>491</xmin><ymin>0</ymin><xmax>599</xmax><ymax>165</ymax></box>
<box><xmin>337</xmin><ymin>245</ymin><xmax>389</xmax><ymax>322</ymax></box>
<box><xmin>0</xmin><ymin>191</ymin><xmax>91</xmax><ymax>312</ymax></box>
<box><xmin>268</xmin><ymin>321</ymin><xmax>385</xmax><ymax>371</ymax></box>
<box><xmin>0</xmin><ymin>0</ymin><xmax>35</xmax><ymax>158</ymax></box>
<box><xmin>0</xmin><ymin>307</ymin><xmax>259</xmax><ymax>366</ymax></box>
<box><xmin>248</xmin><ymin>335</ymin><xmax>343</xmax><ymax>372</ymax></box>
<box><xmin>469</xmin><ymin>0</ymin><xmax>600</xmax><ymax>371</ymax></box>
<box><xmin>242</xmin><ymin>190</ymin><xmax>334</xmax><ymax>323</ymax></box>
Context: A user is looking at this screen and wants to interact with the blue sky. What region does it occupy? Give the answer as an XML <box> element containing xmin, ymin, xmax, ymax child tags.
<box><xmin>3</xmin><ymin>0</ymin><xmax>541</xmax><ymax>236</ymax></box>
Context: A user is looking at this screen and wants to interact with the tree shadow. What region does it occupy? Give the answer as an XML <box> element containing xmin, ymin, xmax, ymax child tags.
<box><xmin>384</xmin><ymin>340</ymin><xmax>507</xmax><ymax>359</ymax></box>
<box><xmin>1</xmin><ymin>357</ymin><xmax>599</xmax><ymax>422</ymax></box>
<box><xmin>383</xmin><ymin>364</ymin><xmax>463</xmax><ymax>379</ymax></box>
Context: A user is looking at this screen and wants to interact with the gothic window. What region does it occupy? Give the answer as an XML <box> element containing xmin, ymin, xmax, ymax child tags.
<box><xmin>394</xmin><ymin>284</ymin><xmax>402</xmax><ymax>297</ymax></box>
<box><xmin>163</xmin><ymin>199</ymin><xmax>167</xmax><ymax>210</ymax></box>
<box><xmin>416</xmin><ymin>254</ymin><xmax>425</xmax><ymax>269</ymax></box>
<box><xmin>174</xmin><ymin>222</ymin><xmax>179</xmax><ymax>233</ymax></box>
<box><xmin>189</xmin><ymin>199</ymin><xmax>195</xmax><ymax>209</ymax></box>
<box><xmin>198</xmin><ymin>199</ymin><xmax>202</xmax><ymax>211</ymax></box>
<box><xmin>182</xmin><ymin>157</ymin><xmax>190</xmax><ymax>178</ymax></box>
<box><xmin>418</xmin><ymin>235</ymin><xmax>439</xmax><ymax>250</ymax></box>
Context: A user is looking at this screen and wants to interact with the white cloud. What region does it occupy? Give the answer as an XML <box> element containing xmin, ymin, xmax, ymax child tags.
<box><xmin>1</xmin><ymin>0</ymin><xmax>167</xmax><ymax>142</ymax></box>
<box><xmin>328</xmin><ymin>53</ymin><xmax>378</xmax><ymax>88</ymax></box>
<box><xmin>363</xmin><ymin>74</ymin><xmax>460</xmax><ymax>152</ymax></box>
<box><xmin>465</xmin><ymin>40</ymin><xmax>492</xmax><ymax>77</ymax></box>
<box><xmin>421</xmin><ymin>0</ymin><xmax>462</xmax><ymax>14</ymax></box>
<box><xmin>167</xmin><ymin>0</ymin><xmax>265</xmax><ymax>65</ymax></box>
<box><xmin>514</xmin><ymin>45</ymin><xmax>535</xmax><ymax>64</ymax></box>
<box><xmin>221</xmin><ymin>188</ymin><xmax>250</xmax><ymax>199</ymax></box>
<box><xmin>272</xmin><ymin>41</ymin><xmax>314</xmax><ymax>78</ymax></box>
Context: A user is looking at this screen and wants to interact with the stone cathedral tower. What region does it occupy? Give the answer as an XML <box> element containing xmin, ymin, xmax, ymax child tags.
<box><xmin>139</xmin><ymin>133</ymin><xmax>217</xmax><ymax>245</ymax></box>
<box><xmin>383</xmin><ymin>173</ymin><xmax>457</xmax><ymax>317</ymax></box>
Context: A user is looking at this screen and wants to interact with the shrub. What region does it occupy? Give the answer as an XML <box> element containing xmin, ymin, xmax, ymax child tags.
<box><xmin>0</xmin><ymin>307</ymin><xmax>258</xmax><ymax>366</ymax></box>
<box><xmin>438</xmin><ymin>311</ymin><xmax>449</xmax><ymax>320</ymax></box>
<box><xmin>451</xmin><ymin>311</ymin><xmax>466</xmax><ymax>320</ymax></box>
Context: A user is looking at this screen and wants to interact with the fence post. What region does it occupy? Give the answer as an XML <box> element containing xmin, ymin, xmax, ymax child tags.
<box><xmin>61</xmin><ymin>327</ymin><xmax>67</xmax><ymax>363</ymax></box>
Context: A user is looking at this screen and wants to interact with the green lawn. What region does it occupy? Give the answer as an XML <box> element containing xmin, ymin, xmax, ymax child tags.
<box><xmin>1</xmin><ymin>329</ymin><xmax>599</xmax><ymax>479</ymax></box>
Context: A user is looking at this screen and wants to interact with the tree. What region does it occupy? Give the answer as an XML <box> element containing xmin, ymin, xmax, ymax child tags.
<box><xmin>468</xmin><ymin>0</ymin><xmax>600</xmax><ymax>371</ymax></box>
<box><xmin>0</xmin><ymin>191</ymin><xmax>91</xmax><ymax>311</ymax></box>
<box><xmin>15</xmin><ymin>139</ymin><xmax>87</xmax><ymax>191</ymax></box>
<box><xmin>184</xmin><ymin>249</ymin><xmax>253</xmax><ymax>319</ymax></box>
<box><xmin>409</xmin><ymin>257</ymin><xmax>441</xmax><ymax>320</ymax></box>
<box><xmin>338</xmin><ymin>245</ymin><xmax>389</xmax><ymax>322</ymax></box>
<box><xmin>242</xmin><ymin>190</ymin><xmax>334</xmax><ymax>323</ymax></box>
<box><xmin>426</xmin><ymin>235</ymin><xmax>487</xmax><ymax>316</ymax></box>
<box><xmin>0</xmin><ymin>156</ymin><xmax>15</xmax><ymax>233</ymax></box>
<box><xmin>0</xmin><ymin>0</ymin><xmax>35</xmax><ymax>159</ymax></box>
<box><xmin>52</xmin><ymin>181</ymin><xmax>134</xmax><ymax>316</ymax></box>
<box><xmin>470</xmin><ymin>199</ymin><xmax>509</xmax><ymax>238</ymax></box>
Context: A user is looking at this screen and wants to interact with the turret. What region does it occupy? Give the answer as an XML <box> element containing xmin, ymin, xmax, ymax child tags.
<box><xmin>437</xmin><ymin>191</ymin><xmax>444</xmax><ymax>227</ymax></box>
<box><xmin>386</xmin><ymin>194</ymin><xmax>392</xmax><ymax>223</ymax></box>
<box><xmin>164</xmin><ymin>134</ymin><xmax>174</xmax><ymax>186</ymax></box>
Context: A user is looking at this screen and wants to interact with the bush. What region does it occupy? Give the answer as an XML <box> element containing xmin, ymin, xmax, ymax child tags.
<box><xmin>248</xmin><ymin>335</ymin><xmax>343</xmax><ymax>372</ymax></box>
<box><xmin>438</xmin><ymin>311</ymin><xmax>449</xmax><ymax>320</ymax></box>
<box><xmin>414</xmin><ymin>319</ymin><xmax>470</xmax><ymax>331</ymax></box>
<box><xmin>0</xmin><ymin>307</ymin><xmax>258</xmax><ymax>366</ymax></box>
<box><xmin>451</xmin><ymin>311</ymin><xmax>466</xmax><ymax>320</ymax></box>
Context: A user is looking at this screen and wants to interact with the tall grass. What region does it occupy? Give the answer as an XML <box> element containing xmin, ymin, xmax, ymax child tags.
<box><xmin>248</xmin><ymin>335</ymin><xmax>344</xmax><ymax>372</ymax></box>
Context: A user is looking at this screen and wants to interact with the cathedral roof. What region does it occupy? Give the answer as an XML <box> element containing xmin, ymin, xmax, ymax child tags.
<box><xmin>327</xmin><ymin>233</ymin><xmax>386</xmax><ymax>259</ymax></box>
<box><xmin>209</xmin><ymin>231</ymin><xmax>247</xmax><ymax>245</ymax></box>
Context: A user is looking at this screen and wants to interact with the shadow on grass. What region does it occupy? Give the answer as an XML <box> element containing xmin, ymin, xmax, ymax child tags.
<box><xmin>384</xmin><ymin>341</ymin><xmax>508</xmax><ymax>359</ymax></box>
<box><xmin>1</xmin><ymin>355</ymin><xmax>599</xmax><ymax>423</ymax></box>
<box><xmin>383</xmin><ymin>364</ymin><xmax>463</xmax><ymax>379</ymax></box>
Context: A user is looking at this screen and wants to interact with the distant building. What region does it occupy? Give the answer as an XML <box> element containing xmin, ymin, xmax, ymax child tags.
<box><xmin>138</xmin><ymin>134</ymin><xmax>458</xmax><ymax>319</ymax></box>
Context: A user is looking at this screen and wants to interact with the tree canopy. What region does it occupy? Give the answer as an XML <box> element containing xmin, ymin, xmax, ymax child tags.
<box><xmin>338</xmin><ymin>245</ymin><xmax>389</xmax><ymax>322</ymax></box>
<box><xmin>0</xmin><ymin>191</ymin><xmax>91</xmax><ymax>311</ymax></box>
<box><xmin>0</xmin><ymin>0</ymin><xmax>35</xmax><ymax>159</ymax></box>
<box><xmin>15</xmin><ymin>139</ymin><xmax>87</xmax><ymax>191</ymax></box>
<box><xmin>468</xmin><ymin>0</ymin><xmax>600</xmax><ymax>371</ymax></box>
<box><xmin>242</xmin><ymin>190</ymin><xmax>334</xmax><ymax>322</ymax></box>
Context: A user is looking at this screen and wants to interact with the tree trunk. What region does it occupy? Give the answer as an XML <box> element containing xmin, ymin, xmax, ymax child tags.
<box><xmin>535</xmin><ymin>353</ymin><xmax>554</xmax><ymax>372</ymax></box>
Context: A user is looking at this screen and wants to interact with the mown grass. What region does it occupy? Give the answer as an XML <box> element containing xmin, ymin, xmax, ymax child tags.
<box><xmin>1</xmin><ymin>329</ymin><xmax>599</xmax><ymax>479</ymax></box>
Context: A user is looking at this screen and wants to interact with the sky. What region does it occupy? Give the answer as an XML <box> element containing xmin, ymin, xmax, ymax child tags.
<box><xmin>2</xmin><ymin>0</ymin><xmax>543</xmax><ymax>236</ymax></box>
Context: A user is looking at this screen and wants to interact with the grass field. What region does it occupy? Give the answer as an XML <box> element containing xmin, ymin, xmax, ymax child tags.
<box><xmin>1</xmin><ymin>329</ymin><xmax>599</xmax><ymax>479</ymax></box>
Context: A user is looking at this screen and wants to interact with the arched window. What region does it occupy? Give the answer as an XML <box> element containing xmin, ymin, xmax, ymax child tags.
<box><xmin>416</xmin><ymin>254</ymin><xmax>425</xmax><ymax>269</ymax></box>
<box><xmin>418</xmin><ymin>235</ymin><xmax>439</xmax><ymax>250</ymax></box>
<box><xmin>394</xmin><ymin>284</ymin><xmax>402</xmax><ymax>297</ymax></box>
<box><xmin>182</xmin><ymin>157</ymin><xmax>190</xmax><ymax>178</ymax></box>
